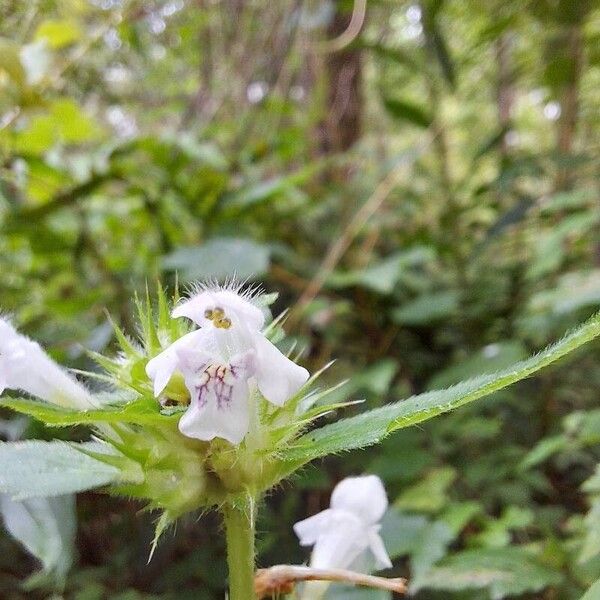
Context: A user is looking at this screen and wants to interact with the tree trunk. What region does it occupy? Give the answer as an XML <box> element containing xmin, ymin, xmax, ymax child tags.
<box><xmin>321</xmin><ymin>3</ymin><xmax>364</xmax><ymax>153</ymax></box>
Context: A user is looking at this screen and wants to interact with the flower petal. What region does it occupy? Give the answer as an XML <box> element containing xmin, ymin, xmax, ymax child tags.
<box><xmin>251</xmin><ymin>331</ymin><xmax>309</xmax><ymax>406</ymax></box>
<box><xmin>368</xmin><ymin>527</ymin><xmax>392</xmax><ymax>570</ymax></box>
<box><xmin>173</xmin><ymin>289</ymin><xmax>264</xmax><ymax>330</ymax></box>
<box><xmin>293</xmin><ymin>509</ymin><xmax>334</xmax><ymax>546</ymax></box>
<box><xmin>309</xmin><ymin>511</ymin><xmax>368</xmax><ymax>570</ymax></box>
<box><xmin>330</xmin><ymin>475</ymin><xmax>388</xmax><ymax>525</ymax></box>
<box><xmin>0</xmin><ymin>318</ymin><xmax>93</xmax><ymax>409</ymax></box>
<box><xmin>177</xmin><ymin>348</ymin><xmax>255</xmax><ymax>444</ymax></box>
<box><xmin>145</xmin><ymin>329</ymin><xmax>206</xmax><ymax>396</ymax></box>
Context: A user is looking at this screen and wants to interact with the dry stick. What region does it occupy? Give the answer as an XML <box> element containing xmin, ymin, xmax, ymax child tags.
<box><xmin>288</xmin><ymin>133</ymin><xmax>433</xmax><ymax>329</ymax></box>
<box><xmin>254</xmin><ymin>565</ymin><xmax>407</xmax><ymax>598</ymax></box>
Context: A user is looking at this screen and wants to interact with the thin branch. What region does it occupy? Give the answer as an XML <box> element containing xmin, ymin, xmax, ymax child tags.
<box><xmin>255</xmin><ymin>565</ymin><xmax>407</xmax><ymax>598</ymax></box>
<box><xmin>316</xmin><ymin>0</ymin><xmax>367</xmax><ymax>53</ymax></box>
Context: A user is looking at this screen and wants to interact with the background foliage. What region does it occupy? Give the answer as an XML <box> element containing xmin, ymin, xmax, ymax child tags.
<box><xmin>2</xmin><ymin>0</ymin><xmax>600</xmax><ymax>598</ymax></box>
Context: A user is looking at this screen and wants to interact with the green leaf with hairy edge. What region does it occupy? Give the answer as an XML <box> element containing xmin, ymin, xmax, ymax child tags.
<box><xmin>410</xmin><ymin>547</ymin><xmax>562</xmax><ymax>599</ymax></box>
<box><xmin>0</xmin><ymin>441</ymin><xmax>125</xmax><ymax>499</ymax></box>
<box><xmin>281</xmin><ymin>312</ymin><xmax>600</xmax><ymax>464</ymax></box>
<box><xmin>0</xmin><ymin>396</ymin><xmax>179</xmax><ymax>427</ymax></box>
<box><xmin>580</xmin><ymin>578</ymin><xmax>600</xmax><ymax>600</ymax></box>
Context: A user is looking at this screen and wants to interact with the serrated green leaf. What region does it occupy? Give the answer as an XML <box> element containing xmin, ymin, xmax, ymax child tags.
<box><xmin>0</xmin><ymin>441</ymin><xmax>124</xmax><ymax>499</ymax></box>
<box><xmin>281</xmin><ymin>312</ymin><xmax>600</xmax><ymax>464</ymax></box>
<box><xmin>0</xmin><ymin>396</ymin><xmax>178</xmax><ymax>427</ymax></box>
<box><xmin>411</xmin><ymin>547</ymin><xmax>562</xmax><ymax>599</ymax></box>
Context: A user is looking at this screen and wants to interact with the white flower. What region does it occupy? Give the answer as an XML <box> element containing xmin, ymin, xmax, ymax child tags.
<box><xmin>0</xmin><ymin>318</ymin><xmax>94</xmax><ymax>409</ymax></box>
<box><xmin>145</xmin><ymin>285</ymin><xmax>309</xmax><ymax>444</ymax></box>
<box><xmin>294</xmin><ymin>475</ymin><xmax>392</xmax><ymax>573</ymax></box>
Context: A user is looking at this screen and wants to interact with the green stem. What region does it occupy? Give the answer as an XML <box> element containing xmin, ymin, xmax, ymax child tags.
<box><xmin>222</xmin><ymin>495</ymin><xmax>257</xmax><ymax>600</ymax></box>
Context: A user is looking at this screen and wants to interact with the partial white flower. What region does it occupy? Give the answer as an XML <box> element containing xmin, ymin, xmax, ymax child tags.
<box><xmin>0</xmin><ymin>318</ymin><xmax>94</xmax><ymax>409</ymax></box>
<box><xmin>145</xmin><ymin>329</ymin><xmax>200</xmax><ymax>397</ymax></box>
<box><xmin>294</xmin><ymin>475</ymin><xmax>392</xmax><ymax>574</ymax></box>
<box><xmin>145</xmin><ymin>285</ymin><xmax>309</xmax><ymax>444</ymax></box>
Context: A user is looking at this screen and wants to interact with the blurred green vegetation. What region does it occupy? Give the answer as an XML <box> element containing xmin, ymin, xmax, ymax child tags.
<box><xmin>2</xmin><ymin>0</ymin><xmax>600</xmax><ymax>598</ymax></box>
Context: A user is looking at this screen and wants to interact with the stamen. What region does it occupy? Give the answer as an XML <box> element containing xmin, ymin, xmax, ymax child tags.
<box><xmin>204</xmin><ymin>306</ymin><xmax>232</xmax><ymax>329</ymax></box>
<box><xmin>215</xmin><ymin>317</ymin><xmax>232</xmax><ymax>329</ymax></box>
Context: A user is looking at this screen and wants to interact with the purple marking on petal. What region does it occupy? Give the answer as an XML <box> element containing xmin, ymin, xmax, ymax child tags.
<box><xmin>193</xmin><ymin>363</ymin><xmax>243</xmax><ymax>410</ymax></box>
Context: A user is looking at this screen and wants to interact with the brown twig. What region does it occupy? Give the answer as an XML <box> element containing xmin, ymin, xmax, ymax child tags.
<box><xmin>316</xmin><ymin>0</ymin><xmax>368</xmax><ymax>53</ymax></box>
<box><xmin>254</xmin><ymin>565</ymin><xmax>407</xmax><ymax>598</ymax></box>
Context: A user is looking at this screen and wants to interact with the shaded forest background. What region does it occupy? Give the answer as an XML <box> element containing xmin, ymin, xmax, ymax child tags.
<box><xmin>2</xmin><ymin>0</ymin><xmax>600</xmax><ymax>598</ymax></box>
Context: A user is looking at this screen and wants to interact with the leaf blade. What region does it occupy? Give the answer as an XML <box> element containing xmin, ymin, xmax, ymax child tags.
<box><xmin>0</xmin><ymin>396</ymin><xmax>178</xmax><ymax>427</ymax></box>
<box><xmin>0</xmin><ymin>441</ymin><xmax>125</xmax><ymax>499</ymax></box>
<box><xmin>282</xmin><ymin>312</ymin><xmax>600</xmax><ymax>463</ymax></box>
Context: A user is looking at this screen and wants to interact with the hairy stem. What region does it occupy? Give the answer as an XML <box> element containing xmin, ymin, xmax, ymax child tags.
<box><xmin>222</xmin><ymin>495</ymin><xmax>257</xmax><ymax>600</ymax></box>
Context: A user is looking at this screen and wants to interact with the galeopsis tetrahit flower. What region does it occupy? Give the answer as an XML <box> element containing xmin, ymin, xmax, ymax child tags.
<box><xmin>294</xmin><ymin>475</ymin><xmax>392</xmax><ymax>573</ymax></box>
<box><xmin>0</xmin><ymin>318</ymin><xmax>94</xmax><ymax>409</ymax></box>
<box><xmin>145</xmin><ymin>285</ymin><xmax>309</xmax><ymax>444</ymax></box>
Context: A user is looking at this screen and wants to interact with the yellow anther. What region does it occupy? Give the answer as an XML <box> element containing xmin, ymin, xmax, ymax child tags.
<box><xmin>204</xmin><ymin>306</ymin><xmax>231</xmax><ymax>328</ymax></box>
<box><xmin>216</xmin><ymin>317</ymin><xmax>232</xmax><ymax>329</ymax></box>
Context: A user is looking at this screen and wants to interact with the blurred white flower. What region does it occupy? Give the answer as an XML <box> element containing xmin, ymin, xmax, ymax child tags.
<box><xmin>19</xmin><ymin>40</ymin><xmax>51</xmax><ymax>85</ymax></box>
<box><xmin>145</xmin><ymin>285</ymin><xmax>309</xmax><ymax>444</ymax></box>
<box><xmin>544</xmin><ymin>101</ymin><xmax>561</xmax><ymax>121</ymax></box>
<box><xmin>247</xmin><ymin>81</ymin><xmax>268</xmax><ymax>104</ymax></box>
<box><xmin>294</xmin><ymin>475</ymin><xmax>392</xmax><ymax>597</ymax></box>
<box><xmin>0</xmin><ymin>318</ymin><xmax>94</xmax><ymax>409</ymax></box>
